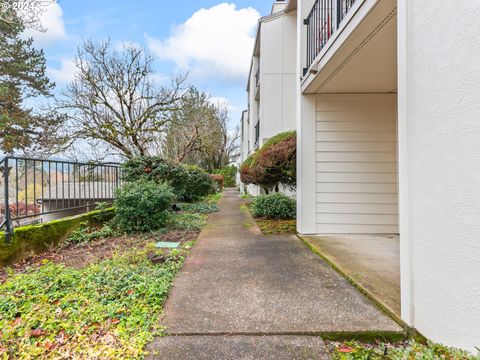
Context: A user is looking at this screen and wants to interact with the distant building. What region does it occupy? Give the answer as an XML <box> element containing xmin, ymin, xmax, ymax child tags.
<box><xmin>240</xmin><ymin>0</ymin><xmax>297</xmax><ymax>196</ymax></box>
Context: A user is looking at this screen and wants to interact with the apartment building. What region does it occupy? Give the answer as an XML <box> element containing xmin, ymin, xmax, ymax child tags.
<box><xmin>239</xmin><ymin>0</ymin><xmax>297</xmax><ymax>195</ymax></box>
<box><xmin>240</xmin><ymin>0</ymin><xmax>480</xmax><ymax>351</ymax></box>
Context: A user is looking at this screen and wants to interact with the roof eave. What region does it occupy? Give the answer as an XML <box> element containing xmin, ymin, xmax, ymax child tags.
<box><xmin>285</xmin><ymin>0</ymin><xmax>297</xmax><ymax>12</ymax></box>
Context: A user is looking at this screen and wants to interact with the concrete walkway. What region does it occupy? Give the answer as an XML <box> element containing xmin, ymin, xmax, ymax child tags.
<box><xmin>303</xmin><ymin>234</ymin><xmax>401</xmax><ymax>317</ymax></box>
<box><xmin>147</xmin><ymin>189</ymin><xmax>402</xmax><ymax>359</ymax></box>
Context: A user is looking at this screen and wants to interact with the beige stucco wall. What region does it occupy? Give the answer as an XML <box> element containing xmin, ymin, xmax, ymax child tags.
<box><xmin>398</xmin><ymin>0</ymin><xmax>480</xmax><ymax>351</ymax></box>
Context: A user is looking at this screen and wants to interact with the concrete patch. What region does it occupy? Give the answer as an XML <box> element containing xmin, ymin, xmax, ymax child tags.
<box><xmin>146</xmin><ymin>335</ymin><xmax>331</xmax><ymax>360</ymax></box>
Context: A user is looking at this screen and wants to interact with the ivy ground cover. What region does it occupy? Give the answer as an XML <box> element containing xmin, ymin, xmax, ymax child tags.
<box><xmin>0</xmin><ymin>195</ymin><xmax>220</xmax><ymax>359</ymax></box>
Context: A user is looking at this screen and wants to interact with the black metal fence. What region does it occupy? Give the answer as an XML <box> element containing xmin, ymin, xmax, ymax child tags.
<box><xmin>0</xmin><ymin>156</ymin><xmax>122</xmax><ymax>239</ymax></box>
<box><xmin>304</xmin><ymin>0</ymin><xmax>357</xmax><ymax>75</ymax></box>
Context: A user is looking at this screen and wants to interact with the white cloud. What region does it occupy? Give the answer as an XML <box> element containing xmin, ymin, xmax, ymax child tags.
<box><xmin>209</xmin><ymin>96</ymin><xmax>236</xmax><ymax>112</ymax></box>
<box><xmin>47</xmin><ymin>58</ymin><xmax>76</xmax><ymax>84</ymax></box>
<box><xmin>146</xmin><ymin>3</ymin><xmax>259</xmax><ymax>82</ymax></box>
<box><xmin>24</xmin><ymin>2</ymin><xmax>67</xmax><ymax>46</ymax></box>
<box><xmin>148</xmin><ymin>73</ymin><xmax>170</xmax><ymax>86</ymax></box>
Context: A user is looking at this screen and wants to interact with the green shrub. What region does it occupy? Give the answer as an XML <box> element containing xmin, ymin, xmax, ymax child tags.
<box><xmin>213</xmin><ymin>165</ymin><xmax>237</xmax><ymax>187</ymax></box>
<box><xmin>122</xmin><ymin>157</ymin><xmax>213</xmax><ymax>202</ymax></box>
<box><xmin>183</xmin><ymin>166</ymin><xmax>214</xmax><ymax>202</ymax></box>
<box><xmin>114</xmin><ymin>180</ymin><xmax>174</xmax><ymax>233</ymax></box>
<box><xmin>250</xmin><ymin>193</ymin><xmax>296</xmax><ymax>219</ymax></box>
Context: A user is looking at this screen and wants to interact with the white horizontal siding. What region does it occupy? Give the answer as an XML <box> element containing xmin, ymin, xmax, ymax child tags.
<box><xmin>317</xmin><ymin>152</ymin><xmax>397</xmax><ymax>162</ymax></box>
<box><xmin>316</xmin><ymin>131</ymin><xmax>396</xmax><ymax>142</ymax></box>
<box><xmin>316</xmin><ymin>192</ymin><xmax>398</xmax><ymax>204</ymax></box>
<box><xmin>316</xmin><ymin>203</ymin><xmax>398</xmax><ymax>214</ymax></box>
<box><xmin>316</xmin><ymin>182</ymin><xmax>397</xmax><ymax>193</ymax></box>
<box><xmin>316</xmin><ymin>172</ymin><xmax>397</xmax><ymax>183</ymax></box>
<box><xmin>316</xmin><ymin>224</ymin><xmax>399</xmax><ymax>233</ymax></box>
<box><xmin>316</xmin><ymin>162</ymin><xmax>397</xmax><ymax>173</ymax></box>
<box><xmin>316</xmin><ymin>141</ymin><xmax>397</xmax><ymax>152</ymax></box>
<box><xmin>316</xmin><ymin>121</ymin><xmax>396</xmax><ymax>132</ymax></box>
<box><xmin>318</xmin><ymin>213</ymin><xmax>398</xmax><ymax>225</ymax></box>
<box><xmin>315</xmin><ymin>94</ymin><xmax>398</xmax><ymax>234</ymax></box>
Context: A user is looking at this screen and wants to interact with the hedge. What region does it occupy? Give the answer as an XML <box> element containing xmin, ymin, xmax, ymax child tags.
<box><xmin>122</xmin><ymin>157</ymin><xmax>213</xmax><ymax>202</ymax></box>
<box><xmin>240</xmin><ymin>131</ymin><xmax>296</xmax><ymax>193</ymax></box>
<box><xmin>0</xmin><ymin>208</ymin><xmax>114</xmax><ymax>266</ymax></box>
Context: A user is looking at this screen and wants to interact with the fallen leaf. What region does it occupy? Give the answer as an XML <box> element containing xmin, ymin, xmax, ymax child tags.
<box><xmin>55</xmin><ymin>330</ymin><xmax>68</xmax><ymax>345</ymax></box>
<box><xmin>43</xmin><ymin>341</ymin><xmax>55</xmax><ymax>350</ymax></box>
<box><xmin>338</xmin><ymin>345</ymin><xmax>355</xmax><ymax>353</ymax></box>
<box><xmin>31</xmin><ymin>328</ymin><xmax>48</xmax><ymax>338</ymax></box>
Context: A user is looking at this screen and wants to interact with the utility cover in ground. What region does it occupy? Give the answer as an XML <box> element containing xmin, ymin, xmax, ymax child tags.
<box><xmin>155</xmin><ymin>242</ymin><xmax>180</xmax><ymax>248</ymax></box>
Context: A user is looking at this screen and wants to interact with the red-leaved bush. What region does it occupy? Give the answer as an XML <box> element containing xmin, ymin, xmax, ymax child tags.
<box><xmin>240</xmin><ymin>131</ymin><xmax>296</xmax><ymax>193</ymax></box>
<box><xmin>210</xmin><ymin>174</ymin><xmax>224</xmax><ymax>191</ymax></box>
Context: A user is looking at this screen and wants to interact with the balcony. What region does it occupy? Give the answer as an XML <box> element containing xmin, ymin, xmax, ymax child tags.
<box><xmin>303</xmin><ymin>0</ymin><xmax>357</xmax><ymax>76</ymax></box>
<box><xmin>301</xmin><ymin>0</ymin><xmax>397</xmax><ymax>94</ymax></box>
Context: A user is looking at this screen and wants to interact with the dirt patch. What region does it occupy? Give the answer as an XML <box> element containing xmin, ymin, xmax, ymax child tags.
<box><xmin>0</xmin><ymin>228</ymin><xmax>199</xmax><ymax>283</ymax></box>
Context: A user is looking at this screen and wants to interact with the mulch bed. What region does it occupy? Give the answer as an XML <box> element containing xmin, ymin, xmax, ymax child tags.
<box><xmin>0</xmin><ymin>228</ymin><xmax>199</xmax><ymax>284</ymax></box>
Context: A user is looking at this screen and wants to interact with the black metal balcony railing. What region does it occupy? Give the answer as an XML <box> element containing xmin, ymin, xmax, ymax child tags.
<box><xmin>304</xmin><ymin>0</ymin><xmax>357</xmax><ymax>75</ymax></box>
<box><xmin>0</xmin><ymin>156</ymin><xmax>122</xmax><ymax>240</ymax></box>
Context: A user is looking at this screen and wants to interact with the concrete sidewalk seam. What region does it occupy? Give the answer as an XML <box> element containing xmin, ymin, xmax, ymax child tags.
<box><xmin>164</xmin><ymin>331</ymin><xmax>406</xmax><ymax>341</ymax></box>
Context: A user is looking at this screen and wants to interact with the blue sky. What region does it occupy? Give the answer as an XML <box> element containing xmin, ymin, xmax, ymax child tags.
<box><xmin>29</xmin><ymin>0</ymin><xmax>274</xmax><ymax>128</ymax></box>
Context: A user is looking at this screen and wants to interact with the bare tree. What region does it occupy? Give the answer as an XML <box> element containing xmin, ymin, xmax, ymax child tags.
<box><xmin>162</xmin><ymin>87</ymin><xmax>218</xmax><ymax>163</ymax></box>
<box><xmin>206</xmin><ymin>105</ymin><xmax>240</xmax><ymax>170</ymax></box>
<box><xmin>162</xmin><ymin>88</ymin><xmax>240</xmax><ymax>171</ymax></box>
<box><xmin>62</xmin><ymin>139</ymin><xmax>120</xmax><ymax>163</ymax></box>
<box><xmin>58</xmin><ymin>39</ymin><xmax>187</xmax><ymax>159</ymax></box>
